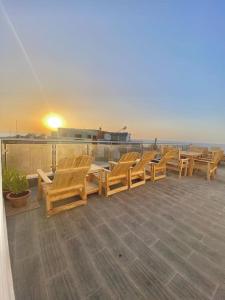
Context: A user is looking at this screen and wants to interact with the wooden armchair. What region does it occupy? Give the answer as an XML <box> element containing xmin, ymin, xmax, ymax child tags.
<box><xmin>193</xmin><ymin>151</ymin><xmax>221</xmax><ymax>180</ymax></box>
<box><xmin>166</xmin><ymin>150</ymin><xmax>189</xmax><ymax>178</ymax></box>
<box><xmin>151</xmin><ymin>150</ymin><xmax>178</xmax><ymax>182</ymax></box>
<box><xmin>162</xmin><ymin>145</ymin><xmax>178</xmax><ymax>155</ymax></box>
<box><xmin>37</xmin><ymin>167</ymin><xmax>90</xmax><ymax>216</ymax></box>
<box><xmin>189</xmin><ymin>146</ymin><xmax>208</xmax><ymax>158</ymax></box>
<box><xmin>103</xmin><ymin>161</ymin><xmax>134</xmax><ymax>196</ymax></box>
<box><xmin>209</xmin><ymin>149</ymin><xmax>224</xmax><ymax>164</ymax></box>
<box><xmin>129</xmin><ymin>151</ymin><xmax>157</xmax><ymax>188</ymax></box>
<box><xmin>109</xmin><ymin>152</ymin><xmax>140</xmax><ymax>170</ymax></box>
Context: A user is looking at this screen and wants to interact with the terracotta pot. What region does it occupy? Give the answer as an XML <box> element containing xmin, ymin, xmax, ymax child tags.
<box><xmin>3</xmin><ymin>190</ymin><xmax>10</xmax><ymax>201</ymax></box>
<box><xmin>7</xmin><ymin>190</ymin><xmax>31</xmax><ymax>208</ymax></box>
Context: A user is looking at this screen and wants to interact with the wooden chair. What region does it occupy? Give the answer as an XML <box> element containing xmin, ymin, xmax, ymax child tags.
<box><xmin>209</xmin><ymin>149</ymin><xmax>224</xmax><ymax>164</ymax></box>
<box><xmin>129</xmin><ymin>151</ymin><xmax>157</xmax><ymax>188</ymax></box>
<box><xmin>219</xmin><ymin>150</ymin><xmax>224</xmax><ymax>162</ymax></box>
<box><xmin>151</xmin><ymin>150</ymin><xmax>178</xmax><ymax>182</ymax></box>
<box><xmin>189</xmin><ymin>146</ymin><xmax>208</xmax><ymax>158</ymax></box>
<box><xmin>37</xmin><ymin>167</ymin><xmax>90</xmax><ymax>216</ymax></box>
<box><xmin>211</xmin><ymin>147</ymin><xmax>222</xmax><ymax>151</ymax></box>
<box><xmin>103</xmin><ymin>161</ymin><xmax>135</xmax><ymax>196</ymax></box>
<box><xmin>166</xmin><ymin>150</ymin><xmax>189</xmax><ymax>178</ymax></box>
<box><xmin>162</xmin><ymin>145</ymin><xmax>179</xmax><ymax>155</ymax></box>
<box><xmin>58</xmin><ymin>155</ymin><xmax>92</xmax><ymax>169</ymax></box>
<box><xmin>193</xmin><ymin>151</ymin><xmax>221</xmax><ymax>180</ymax></box>
<box><xmin>109</xmin><ymin>152</ymin><xmax>140</xmax><ymax>170</ymax></box>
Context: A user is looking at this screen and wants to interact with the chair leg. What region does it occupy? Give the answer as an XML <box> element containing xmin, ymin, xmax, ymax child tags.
<box><xmin>178</xmin><ymin>167</ymin><xmax>182</xmax><ymax>178</ymax></box>
<box><xmin>143</xmin><ymin>170</ymin><xmax>146</xmax><ymax>182</ymax></box>
<box><xmin>184</xmin><ymin>164</ymin><xmax>188</xmax><ymax>177</ymax></box>
<box><xmin>98</xmin><ymin>170</ymin><xmax>103</xmax><ymax>195</ymax></box>
<box><xmin>37</xmin><ymin>175</ymin><xmax>42</xmax><ymax>201</ymax></box>
<box><xmin>206</xmin><ymin>163</ymin><xmax>211</xmax><ymax>181</ymax></box>
<box><xmin>105</xmin><ymin>184</ymin><xmax>109</xmax><ymax>197</ymax></box>
<box><xmin>105</xmin><ymin>174</ymin><xmax>110</xmax><ymax>197</ymax></box>
<box><xmin>152</xmin><ymin>166</ymin><xmax>155</xmax><ymax>182</ymax></box>
<box><xmin>81</xmin><ymin>187</ymin><xmax>87</xmax><ymax>202</ymax></box>
<box><xmin>46</xmin><ymin>197</ymin><xmax>53</xmax><ymax>217</ymax></box>
<box><xmin>128</xmin><ymin>169</ymin><xmax>132</xmax><ymax>188</ymax></box>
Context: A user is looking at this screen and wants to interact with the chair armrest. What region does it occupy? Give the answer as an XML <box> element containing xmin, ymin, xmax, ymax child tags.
<box><xmin>180</xmin><ymin>158</ymin><xmax>189</xmax><ymax>162</ymax></box>
<box><xmin>151</xmin><ymin>160</ymin><xmax>159</xmax><ymax>165</ymax></box>
<box><xmin>37</xmin><ymin>169</ymin><xmax>52</xmax><ymax>184</ymax></box>
<box><xmin>108</xmin><ymin>161</ymin><xmax>118</xmax><ymax>165</ymax></box>
<box><xmin>194</xmin><ymin>159</ymin><xmax>213</xmax><ymax>164</ymax></box>
<box><xmin>103</xmin><ymin>168</ymin><xmax>111</xmax><ymax>173</ymax></box>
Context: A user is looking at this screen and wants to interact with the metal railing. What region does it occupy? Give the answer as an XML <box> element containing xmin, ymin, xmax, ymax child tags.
<box><xmin>1</xmin><ymin>138</ymin><xmax>190</xmax><ymax>176</ymax></box>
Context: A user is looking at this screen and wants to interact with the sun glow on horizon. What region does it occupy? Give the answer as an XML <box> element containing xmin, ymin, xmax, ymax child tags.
<box><xmin>43</xmin><ymin>113</ymin><xmax>64</xmax><ymax>130</ymax></box>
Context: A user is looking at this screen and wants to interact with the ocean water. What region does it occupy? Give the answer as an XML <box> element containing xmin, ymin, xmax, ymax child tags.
<box><xmin>132</xmin><ymin>139</ymin><xmax>225</xmax><ymax>151</ymax></box>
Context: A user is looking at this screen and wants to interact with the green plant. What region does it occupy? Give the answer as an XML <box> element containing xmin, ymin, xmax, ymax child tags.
<box><xmin>8</xmin><ymin>171</ymin><xmax>29</xmax><ymax>195</ymax></box>
<box><xmin>2</xmin><ymin>168</ymin><xmax>15</xmax><ymax>191</ymax></box>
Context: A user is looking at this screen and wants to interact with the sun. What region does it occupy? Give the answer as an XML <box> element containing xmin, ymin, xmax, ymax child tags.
<box><xmin>43</xmin><ymin>113</ymin><xmax>64</xmax><ymax>130</ymax></box>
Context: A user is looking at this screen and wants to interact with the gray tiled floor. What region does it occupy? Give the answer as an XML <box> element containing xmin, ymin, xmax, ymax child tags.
<box><xmin>7</xmin><ymin>167</ymin><xmax>225</xmax><ymax>300</ymax></box>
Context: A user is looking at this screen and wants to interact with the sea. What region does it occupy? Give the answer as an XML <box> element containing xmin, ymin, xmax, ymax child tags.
<box><xmin>132</xmin><ymin>139</ymin><xmax>225</xmax><ymax>151</ymax></box>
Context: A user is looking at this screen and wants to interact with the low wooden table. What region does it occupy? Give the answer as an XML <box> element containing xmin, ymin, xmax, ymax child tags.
<box><xmin>180</xmin><ymin>151</ymin><xmax>202</xmax><ymax>176</ymax></box>
<box><xmin>87</xmin><ymin>163</ymin><xmax>106</xmax><ymax>195</ymax></box>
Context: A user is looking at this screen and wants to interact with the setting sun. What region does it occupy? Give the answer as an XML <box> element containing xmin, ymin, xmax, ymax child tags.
<box><xmin>43</xmin><ymin>113</ymin><xmax>64</xmax><ymax>130</ymax></box>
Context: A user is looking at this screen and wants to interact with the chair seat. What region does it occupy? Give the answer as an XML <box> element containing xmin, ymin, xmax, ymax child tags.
<box><xmin>102</xmin><ymin>174</ymin><xmax>127</xmax><ymax>183</ymax></box>
<box><xmin>47</xmin><ymin>184</ymin><xmax>83</xmax><ymax>195</ymax></box>
<box><xmin>167</xmin><ymin>160</ymin><xmax>179</xmax><ymax>167</ymax></box>
<box><xmin>131</xmin><ymin>170</ymin><xmax>144</xmax><ymax>176</ymax></box>
<box><xmin>194</xmin><ymin>161</ymin><xmax>210</xmax><ymax>168</ymax></box>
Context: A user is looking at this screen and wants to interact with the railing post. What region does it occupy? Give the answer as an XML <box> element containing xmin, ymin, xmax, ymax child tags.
<box><xmin>3</xmin><ymin>142</ymin><xmax>7</xmax><ymax>169</ymax></box>
<box><xmin>140</xmin><ymin>143</ymin><xmax>144</xmax><ymax>155</ymax></box>
<box><xmin>52</xmin><ymin>144</ymin><xmax>57</xmax><ymax>173</ymax></box>
<box><xmin>108</xmin><ymin>142</ymin><xmax>112</xmax><ymax>161</ymax></box>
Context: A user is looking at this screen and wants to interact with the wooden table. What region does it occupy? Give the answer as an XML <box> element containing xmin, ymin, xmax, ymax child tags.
<box><xmin>86</xmin><ymin>163</ymin><xmax>107</xmax><ymax>195</ymax></box>
<box><xmin>180</xmin><ymin>151</ymin><xmax>202</xmax><ymax>176</ymax></box>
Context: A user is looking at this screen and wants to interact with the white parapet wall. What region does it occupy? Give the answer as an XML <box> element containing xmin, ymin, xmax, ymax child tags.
<box><xmin>0</xmin><ymin>140</ymin><xmax>15</xmax><ymax>300</ymax></box>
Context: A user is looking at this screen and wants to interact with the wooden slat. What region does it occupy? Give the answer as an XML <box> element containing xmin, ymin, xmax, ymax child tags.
<box><xmin>37</xmin><ymin>169</ymin><xmax>52</xmax><ymax>183</ymax></box>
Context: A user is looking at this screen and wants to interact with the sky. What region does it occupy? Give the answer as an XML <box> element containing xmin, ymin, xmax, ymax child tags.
<box><xmin>0</xmin><ymin>0</ymin><xmax>225</xmax><ymax>143</ymax></box>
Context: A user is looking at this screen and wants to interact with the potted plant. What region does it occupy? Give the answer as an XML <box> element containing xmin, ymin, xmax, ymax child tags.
<box><xmin>7</xmin><ymin>171</ymin><xmax>31</xmax><ymax>208</ymax></box>
<box><xmin>2</xmin><ymin>168</ymin><xmax>14</xmax><ymax>200</ymax></box>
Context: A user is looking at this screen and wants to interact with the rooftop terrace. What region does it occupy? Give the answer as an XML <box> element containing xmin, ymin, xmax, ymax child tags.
<box><xmin>7</xmin><ymin>166</ymin><xmax>225</xmax><ymax>300</ymax></box>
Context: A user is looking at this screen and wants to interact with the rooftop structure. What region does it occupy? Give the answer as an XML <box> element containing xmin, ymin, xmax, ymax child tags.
<box><xmin>1</xmin><ymin>139</ymin><xmax>225</xmax><ymax>300</ymax></box>
<box><xmin>55</xmin><ymin>127</ymin><xmax>131</xmax><ymax>142</ymax></box>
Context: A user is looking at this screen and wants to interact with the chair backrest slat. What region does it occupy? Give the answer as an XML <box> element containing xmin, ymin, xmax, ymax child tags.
<box><xmin>109</xmin><ymin>161</ymin><xmax>134</xmax><ymax>177</ymax></box>
<box><xmin>162</xmin><ymin>145</ymin><xmax>179</xmax><ymax>155</ymax></box>
<box><xmin>74</xmin><ymin>155</ymin><xmax>92</xmax><ymax>167</ymax></box>
<box><xmin>189</xmin><ymin>146</ymin><xmax>208</xmax><ymax>156</ymax></box>
<box><xmin>58</xmin><ymin>155</ymin><xmax>92</xmax><ymax>169</ymax></box>
<box><xmin>119</xmin><ymin>152</ymin><xmax>140</xmax><ymax>163</ymax></box>
<box><xmin>132</xmin><ymin>151</ymin><xmax>157</xmax><ymax>173</ymax></box>
<box><xmin>51</xmin><ymin>167</ymin><xmax>89</xmax><ymax>190</ymax></box>
<box><xmin>158</xmin><ymin>149</ymin><xmax>179</xmax><ymax>167</ymax></box>
<box><xmin>212</xmin><ymin>151</ymin><xmax>224</xmax><ymax>165</ymax></box>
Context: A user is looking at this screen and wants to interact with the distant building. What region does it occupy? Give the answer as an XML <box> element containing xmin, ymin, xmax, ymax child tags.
<box><xmin>0</xmin><ymin>132</ymin><xmax>48</xmax><ymax>139</ymax></box>
<box><xmin>55</xmin><ymin>128</ymin><xmax>131</xmax><ymax>142</ymax></box>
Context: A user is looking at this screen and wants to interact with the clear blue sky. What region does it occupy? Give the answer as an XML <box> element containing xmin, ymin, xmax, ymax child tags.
<box><xmin>0</xmin><ymin>0</ymin><xmax>225</xmax><ymax>142</ymax></box>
